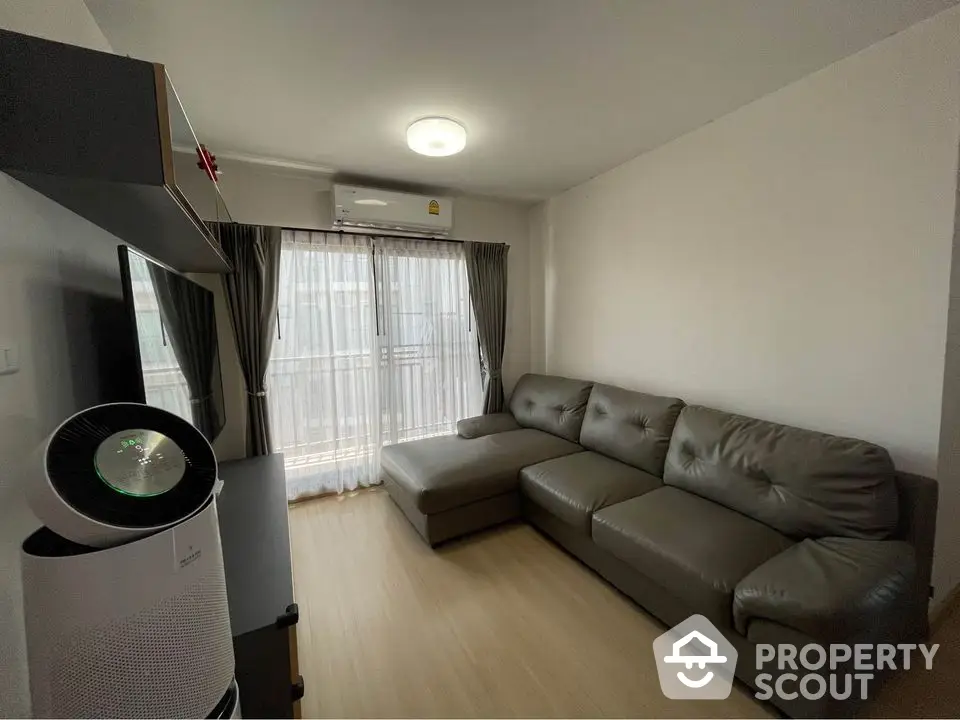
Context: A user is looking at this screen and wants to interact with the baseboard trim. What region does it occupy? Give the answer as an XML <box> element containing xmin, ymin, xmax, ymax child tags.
<box><xmin>287</xmin><ymin>484</ymin><xmax>383</xmax><ymax>506</ymax></box>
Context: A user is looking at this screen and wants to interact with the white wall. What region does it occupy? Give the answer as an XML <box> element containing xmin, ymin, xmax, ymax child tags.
<box><xmin>527</xmin><ymin>203</ymin><xmax>548</xmax><ymax>375</ymax></box>
<box><xmin>173</xmin><ymin>154</ymin><xmax>533</xmax><ymax>456</ymax></box>
<box><xmin>0</xmin><ymin>3</ymin><xmax>116</xmax><ymax>716</ymax></box>
<box><xmin>536</xmin><ymin>8</ymin><xmax>960</xmax><ymax>603</ymax></box>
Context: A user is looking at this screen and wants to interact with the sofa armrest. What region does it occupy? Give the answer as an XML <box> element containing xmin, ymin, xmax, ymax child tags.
<box><xmin>733</xmin><ymin>537</ymin><xmax>916</xmax><ymax>642</ymax></box>
<box><xmin>457</xmin><ymin>413</ymin><xmax>521</xmax><ymax>439</ymax></box>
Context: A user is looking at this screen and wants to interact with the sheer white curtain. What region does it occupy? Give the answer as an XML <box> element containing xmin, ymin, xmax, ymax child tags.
<box><xmin>268</xmin><ymin>230</ymin><xmax>482</xmax><ymax>500</ymax></box>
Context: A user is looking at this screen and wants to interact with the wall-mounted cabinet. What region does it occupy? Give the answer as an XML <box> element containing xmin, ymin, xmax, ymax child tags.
<box><xmin>0</xmin><ymin>29</ymin><xmax>232</xmax><ymax>272</ymax></box>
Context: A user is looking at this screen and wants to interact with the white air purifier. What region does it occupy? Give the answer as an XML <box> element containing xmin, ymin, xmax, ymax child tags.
<box><xmin>21</xmin><ymin>403</ymin><xmax>237</xmax><ymax>718</ymax></box>
<box><xmin>27</xmin><ymin>402</ymin><xmax>221</xmax><ymax>547</ymax></box>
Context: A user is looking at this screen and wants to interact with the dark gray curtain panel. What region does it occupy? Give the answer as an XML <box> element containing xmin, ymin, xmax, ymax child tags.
<box><xmin>148</xmin><ymin>264</ymin><xmax>221</xmax><ymax>440</ymax></box>
<box><xmin>464</xmin><ymin>241</ymin><xmax>510</xmax><ymax>413</ymax></box>
<box><xmin>217</xmin><ymin>223</ymin><xmax>282</xmax><ymax>456</ymax></box>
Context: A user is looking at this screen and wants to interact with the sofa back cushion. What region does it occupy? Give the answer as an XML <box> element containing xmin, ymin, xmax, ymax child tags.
<box><xmin>663</xmin><ymin>405</ymin><xmax>898</xmax><ymax>540</ymax></box>
<box><xmin>509</xmin><ymin>374</ymin><xmax>593</xmax><ymax>442</ymax></box>
<box><xmin>579</xmin><ymin>383</ymin><xmax>684</xmax><ymax>476</ymax></box>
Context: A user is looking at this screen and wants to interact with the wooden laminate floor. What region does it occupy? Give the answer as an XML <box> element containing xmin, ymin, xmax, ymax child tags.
<box><xmin>289</xmin><ymin>489</ymin><xmax>769</xmax><ymax>718</ymax></box>
<box><xmin>290</xmin><ymin>489</ymin><xmax>960</xmax><ymax>718</ymax></box>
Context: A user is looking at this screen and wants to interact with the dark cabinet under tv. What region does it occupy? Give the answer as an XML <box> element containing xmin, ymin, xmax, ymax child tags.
<box><xmin>0</xmin><ymin>28</ymin><xmax>232</xmax><ymax>273</ymax></box>
<box><xmin>217</xmin><ymin>454</ymin><xmax>303</xmax><ymax>719</ymax></box>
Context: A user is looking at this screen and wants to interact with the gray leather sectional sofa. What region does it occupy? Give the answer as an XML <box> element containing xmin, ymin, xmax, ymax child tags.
<box><xmin>380</xmin><ymin>374</ymin><xmax>937</xmax><ymax>718</ymax></box>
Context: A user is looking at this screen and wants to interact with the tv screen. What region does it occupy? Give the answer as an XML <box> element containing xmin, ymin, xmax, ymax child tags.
<box><xmin>118</xmin><ymin>246</ymin><xmax>225</xmax><ymax>442</ymax></box>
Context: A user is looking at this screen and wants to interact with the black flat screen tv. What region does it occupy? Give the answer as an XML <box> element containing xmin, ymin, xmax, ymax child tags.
<box><xmin>118</xmin><ymin>246</ymin><xmax>225</xmax><ymax>442</ymax></box>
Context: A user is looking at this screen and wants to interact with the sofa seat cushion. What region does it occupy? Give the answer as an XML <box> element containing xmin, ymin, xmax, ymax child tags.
<box><xmin>380</xmin><ymin>429</ymin><xmax>582</xmax><ymax>515</ymax></box>
<box><xmin>733</xmin><ymin>537</ymin><xmax>916</xmax><ymax>642</ymax></box>
<box><xmin>520</xmin><ymin>452</ymin><xmax>662</xmax><ymax>534</ymax></box>
<box><xmin>592</xmin><ymin>487</ymin><xmax>794</xmax><ymax>628</ymax></box>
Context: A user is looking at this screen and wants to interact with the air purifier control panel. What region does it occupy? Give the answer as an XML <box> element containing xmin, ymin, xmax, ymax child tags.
<box><xmin>94</xmin><ymin>429</ymin><xmax>187</xmax><ymax>497</ymax></box>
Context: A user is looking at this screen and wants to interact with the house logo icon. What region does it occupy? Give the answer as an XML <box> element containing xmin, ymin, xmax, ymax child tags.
<box><xmin>653</xmin><ymin>614</ymin><xmax>738</xmax><ymax>699</ymax></box>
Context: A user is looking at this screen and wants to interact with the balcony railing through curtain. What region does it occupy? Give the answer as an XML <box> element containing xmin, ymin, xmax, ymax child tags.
<box><xmin>267</xmin><ymin>230</ymin><xmax>482</xmax><ymax>501</ymax></box>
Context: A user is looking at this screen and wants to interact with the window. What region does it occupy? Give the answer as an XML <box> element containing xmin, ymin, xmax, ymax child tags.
<box><xmin>268</xmin><ymin>230</ymin><xmax>482</xmax><ymax>500</ymax></box>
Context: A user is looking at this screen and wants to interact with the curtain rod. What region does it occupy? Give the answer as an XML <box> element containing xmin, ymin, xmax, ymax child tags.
<box><xmin>221</xmin><ymin>220</ymin><xmax>466</xmax><ymax>244</ymax></box>
<box><xmin>284</xmin><ymin>225</ymin><xmax>466</xmax><ymax>244</ymax></box>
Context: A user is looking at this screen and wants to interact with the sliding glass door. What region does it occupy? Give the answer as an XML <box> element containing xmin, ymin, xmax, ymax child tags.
<box><xmin>376</xmin><ymin>238</ymin><xmax>481</xmax><ymax>443</ymax></box>
<box><xmin>268</xmin><ymin>230</ymin><xmax>482</xmax><ymax>500</ymax></box>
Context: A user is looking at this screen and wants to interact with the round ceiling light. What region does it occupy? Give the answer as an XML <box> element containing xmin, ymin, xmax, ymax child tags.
<box><xmin>406</xmin><ymin>117</ymin><xmax>467</xmax><ymax>157</ymax></box>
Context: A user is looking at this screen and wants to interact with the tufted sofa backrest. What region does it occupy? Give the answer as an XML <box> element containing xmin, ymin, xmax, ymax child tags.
<box><xmin>509</xmin><ymin>374</ymin><xmax>593</xmax><ymax>442</ymax></box>
<box><xmin>579</xmin><ymin>383</ymin><xmax>685</xmax><ymax>477</ymax></box>
<box><xmin>663</xmin><ymin>405</ymin><xmax>899</xmax><ymax>539</ymax></box>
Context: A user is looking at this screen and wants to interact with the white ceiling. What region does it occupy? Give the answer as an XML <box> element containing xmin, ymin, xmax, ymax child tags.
<box><xmin>85</xmin><ymin>0</ymin><xmax>956</xmax><ymax>200</ymax></box>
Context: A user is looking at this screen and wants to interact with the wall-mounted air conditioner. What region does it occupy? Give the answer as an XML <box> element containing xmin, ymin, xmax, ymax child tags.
<box><xmin>332</xmin><ymin>184</ymin><xmax>453</xmax><ymax>235</ymax></box>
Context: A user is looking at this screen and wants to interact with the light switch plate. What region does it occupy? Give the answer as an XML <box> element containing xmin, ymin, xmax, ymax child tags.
<box><xmin>0</xmin><ymin>342</ymin><xmax>20</xmax><ymax>376</ymax></box>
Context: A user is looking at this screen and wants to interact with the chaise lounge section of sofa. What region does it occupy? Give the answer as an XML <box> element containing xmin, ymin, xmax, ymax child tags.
<box><xmin>379</xmin><ymin>373</ymin><xmax>938</xmax><ymax>718</ymax></box>
<box><xmin>380</xmin><ymin>374</ymin><xmax>592</xmax><ymax>544</ymax></box>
